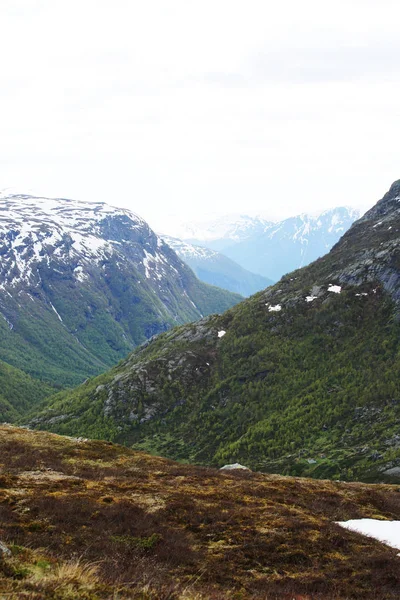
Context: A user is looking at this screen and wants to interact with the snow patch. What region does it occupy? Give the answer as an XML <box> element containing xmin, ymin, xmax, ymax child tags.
<box><xmin>1</xmin><ymin>314</ymin><xmax>13</xmax><ymax>330</ymax></box>
<box><xmin>305</xmin><ymin>296</ymin><xmax>317</xmax><ymax>302</ymax></box>
<box><xmin>267</xmin><ymin>304</ymin><xmax>282</xmax><ymax>312</ymax></box>
<box><xmin>327</xmin><ymin>285</ymin><xmax>341</xmax><ymax>294</ymax></box>
<box><xmin>336</xmin><ymin>519</ymin><xmax>400</xmax><ymax>552</ymax></box>
<box><xmin>74</xmin><ymin>266</ymin><xmax>88</xmax><ymax>282</ymax></box>
<box><xmin>49</xmin><ymin>302</ymin><xmax>63</xmax><ymax>322</ymax></box>
<box><xmin>218</xmin><ymin>330</ymin><xmax>226</xmax><ymax>338</ymax></box>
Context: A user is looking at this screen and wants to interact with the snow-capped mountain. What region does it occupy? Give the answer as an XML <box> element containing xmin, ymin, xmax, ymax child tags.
<box><xmin>165</xmin><ymin>214</ymin><xmax>272</xmax><ymax>251</ymax></box>
<box><xmin>0</xmin><ymin>193</ymin><xmax>240</xmax><ymax>386</ymax></box>
<box><xmin>168</xmin><ymin>207</ymin><xmax>361</xmax><ymax>281</ymax></box>
<box><xmin>162</xmin><ymin>235</ymin><xmax>273</xmax><ymax>297</ymax></box>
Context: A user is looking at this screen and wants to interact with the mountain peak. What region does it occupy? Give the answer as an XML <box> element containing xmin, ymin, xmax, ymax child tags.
<box><xmin>359</xmin><ymin>179</ymin><xmax>400</xmax><ymax>223</ymax></box>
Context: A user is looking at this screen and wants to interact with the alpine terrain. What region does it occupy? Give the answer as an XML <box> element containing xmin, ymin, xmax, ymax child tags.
<box><xmin>0</xmin><ymin>193</ymin><xmax>241</xmax><ymax>397</ymax></box>
<box><xmin>28</xmin><ymin>180</ymin><xmax>400</xmax><ymax>482</ymax></box>
<box><xmin>162</xmin><ymin>235</ymin><xmax>273</xmax><ymax>296</ymax></box>
<box><xmin>170</xmin><ymin>207</ymin><xmax>361</xmax><ymax>281</ymax></box>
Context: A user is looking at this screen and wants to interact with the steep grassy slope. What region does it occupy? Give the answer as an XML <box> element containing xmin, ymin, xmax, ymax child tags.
<box><xmin>0</xmin><ymin>361</ymin><xmax>55</xmax><ymax>422</ymax></box>
<box><xmin>1</xmin><ymin>425</ymin><xmax>400</xmax><ymax>599</ymax></box>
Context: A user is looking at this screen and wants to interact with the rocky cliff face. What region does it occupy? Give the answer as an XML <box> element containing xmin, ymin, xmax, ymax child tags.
<box><xmin>0</xmin><ymin>193</ymin><xmax>241</xmax><ymax>386</ymax></box>
<box><xmin>324</xmin><ymin>181</ymin><xmax>400</xmax><ymax>303</ymax></box>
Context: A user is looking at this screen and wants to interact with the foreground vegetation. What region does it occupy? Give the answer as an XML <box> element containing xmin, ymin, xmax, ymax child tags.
<box><xmin>1</xmin><ymin>425</ymin><xmax>400</xmax><ymax>599</ymax></box>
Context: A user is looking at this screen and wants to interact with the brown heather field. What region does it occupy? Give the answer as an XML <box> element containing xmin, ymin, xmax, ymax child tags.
<box><xmin>0</xmin><ymin>425</ymin><xmax>399</xmax><ymax>599</ymax></box>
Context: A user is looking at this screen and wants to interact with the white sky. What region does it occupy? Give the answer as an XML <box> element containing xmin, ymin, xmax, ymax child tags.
<box><xmin>1</xmin><ymin>0</ymin><xmax>400</xmax><ymax>229</ymax></box>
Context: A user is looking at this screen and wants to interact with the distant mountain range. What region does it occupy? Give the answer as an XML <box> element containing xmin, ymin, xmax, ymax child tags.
<box><xmin>0</xmin><ymin>193</ymin><xmax>241</xmax><ymax>398</ymax></box>
<box><xmin>32</xmin><ymin>180</ymin><xmax>400</xmax><ymax>482</ymax></box>
<box><xmin>162</xmin><ymin>235</ymin><xmax>273</xmax><ymax>297</ymax></box>
<box><xmin>165</xmin><ymin>207</ymin><xmax>361</xmax><ymax>282</ymax></box>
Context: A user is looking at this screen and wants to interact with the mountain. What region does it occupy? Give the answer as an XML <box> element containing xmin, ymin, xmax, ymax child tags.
<box><xmin>1</xmin><ymin>424</ymin><xmax>400</xmax><ymax>600</ymax></box>
<box><xmin>0</xmin><ymin>193</ymin><xmax>241</xmax><ymax>388</ymax></box>
<box><xmin>29</xmin><ymin>179</ymin><xmax>400</xmax><ymax>482</ymax></box>
<box><xmin>162</xmin><ymin>235</ymin><xmax>273</xmax><ymax>296</ymax></box>
<box><xmin>172</xmin><ymin>207</ymin><xmax>361</xmax><ymax>281</ymax></box>
<box><xmin>224</xmin><ymin>207</ymin><xmax>361</xmax><ymax>281</ymax></box>
<box><xmin>166</xmin><ymin>213</ymin><xmax>272</xmax><ymax>251</ymax></box>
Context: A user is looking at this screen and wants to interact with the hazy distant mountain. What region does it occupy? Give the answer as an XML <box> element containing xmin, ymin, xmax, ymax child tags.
<box><xmin>168</xmin><ymin>208</ymin><xmax>361</xmax><ymax>281</ymax></box>
<box><xmin>168</xmin><ymin>214</ymin><xmax>272</xmax><ymax>251</ymax></box>
<box><xmin>162</xmin><ymin>235</ymin><xmax>273</xmax><ymax>296</ymax></box>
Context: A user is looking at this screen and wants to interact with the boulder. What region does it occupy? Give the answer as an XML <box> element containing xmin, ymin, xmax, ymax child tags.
<box><xmin>220</xmin><ymin>463</ymin><xmax>250</xmax><ymax>471</ymax></box>
<box><xmin>383</xmin><ymin>467</ymin><xmax>400</xmax><ymax>477</ymax></box>
<box><xmin>0</xmin><ymin>541</ymin><xmax>11</xmax><ymax>556</ymax></box>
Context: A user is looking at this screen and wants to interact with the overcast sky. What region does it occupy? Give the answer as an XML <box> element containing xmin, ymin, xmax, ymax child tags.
<box><xmin>1</xmin><ymin>0</ymin><xmax>400</xmax><ymax>229</ymax></box>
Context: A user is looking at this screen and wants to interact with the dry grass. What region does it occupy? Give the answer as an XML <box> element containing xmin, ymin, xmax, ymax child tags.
<box><xmin>0</xmin><ymin>424</ymin><xmax>400</xmax><ymax>599</ymax></box>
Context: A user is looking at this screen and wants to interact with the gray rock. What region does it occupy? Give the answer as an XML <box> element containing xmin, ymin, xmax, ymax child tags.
<box><xmin>369</xmin><ymin>451</ymin><xmax>383</xmax><ymax>461</ymax></box>
<box><xmin>311</xmin><ymin>285</ymin><xmax>323</xmax><ymax>297</ymax></box>
<box><xmin>0</xmin><ymin>541</ymin><xmax>11</xmax><ymax>556</ymax></box>
<box><xmin>220</xmin><ymin>463</ymin><xmax>250</xmax><ymax>471</ymax></box>
<box><xmin>383</xmin><ymin>467</ymin><xmax>400</xmax><ymax>477</ymax></box>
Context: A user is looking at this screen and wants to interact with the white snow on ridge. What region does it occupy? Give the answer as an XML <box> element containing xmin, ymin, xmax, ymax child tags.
<box><xmin>218</xmin><ymin>330</ymin><xmax>226</xmax><ymax>338</ymax></box>
<box><xmin>0</xmin><ymin>193</ymin><xmax>174</xmax><ymax>287</ymax></box>
<box><xmin>142</xmin><ymin>249</ymin><xmax>153</xmax><ymax>279</ymax></box>
<box><xmin>305</xmin><ymin>296</ymin><xmax>318</xmax><ymax>302</ymax></box>
<box><xmin>337</xmin><ymin>519</ymin><xmax>400</xmax><ymax>552</ymax></box>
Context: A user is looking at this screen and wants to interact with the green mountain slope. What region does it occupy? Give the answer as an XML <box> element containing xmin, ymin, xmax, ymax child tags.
<box><xmin>0</xmin><ymin>360</ymin><xmax>55</xmax><ymax>422</ymax></box>
<box><xmin>28</xmin><ymin>180</ymin><xmax>400</xmax><ymax>482</ymax></box>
